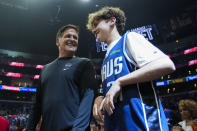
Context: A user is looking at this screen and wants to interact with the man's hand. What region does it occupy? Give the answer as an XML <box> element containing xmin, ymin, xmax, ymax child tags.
<box><xmin>93</xmin><ymin>96</ymin><xmax>104</xmax><ymax>122</ymax></box>
<box><xmin>102</xmin><ymin>80</ymin><xmax>122</xmax><ymax>116</ymax></box>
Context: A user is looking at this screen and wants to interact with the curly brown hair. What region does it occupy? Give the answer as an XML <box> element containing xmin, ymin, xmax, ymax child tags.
<box><xmin>179</xmin><ymin>99</ymin><xmax>197</xmax><ymax>119</ymax></box>
<box><xmin>86</xmin><ymin>7</ymin><xmax>126</xmax><ymax>34</ymax></box>
<box><xmin>56</xmin><ymin>24</ymin><xmax>79</xmax><ymax>38</ymax></box>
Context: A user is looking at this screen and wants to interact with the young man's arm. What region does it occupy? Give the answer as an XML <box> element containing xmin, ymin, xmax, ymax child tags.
<box><xmin>104</xmin><ymin>56</ymin><xmax>175</xmax><ymax>115</ymax></box>
<box><xmin>72</xmin><ymin>60</ymin><xmax>98</xmax><ymax>131</ymax></box>
<box><xmin>102</xmin><ymin>32</ymin><xmax>176</xmax><ymax>115</ymax></box>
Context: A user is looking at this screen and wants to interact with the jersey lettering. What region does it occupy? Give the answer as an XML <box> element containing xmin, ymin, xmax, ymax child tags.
<box><xmin>107</xmin><ymin>81</ymin><xmax>114</xmax><ymax>88</ymax></box>
<box><xmin>102</xmin><ymin>56</ymin><xmax>123</xmax><ymax>81</ymax></box>
<box><xmin>107</xmin><ymin>59</ymin><xmax>113</xmax><ymax>77</ymax></box>
<box><xmin>114</xmin><ymin>56</ymin><xmax>123</xmax><ymax>75</ymax></box>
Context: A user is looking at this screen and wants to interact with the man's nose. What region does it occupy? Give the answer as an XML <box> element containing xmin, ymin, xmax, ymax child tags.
<box><xmin>70</xmin><ymin>36</ymin><xmax>75</xmax><ymax>40</ymax></box>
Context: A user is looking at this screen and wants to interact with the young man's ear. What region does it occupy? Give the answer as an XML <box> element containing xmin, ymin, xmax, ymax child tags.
<box><xmin>110</xmin><ymin>17</ymin><xmax>116</xmax><ymax>26</ymax></box>
<box><xmin>56</xmin><ymin>38</ymin><xmax>60</xmax><ymax>47</ymax></box>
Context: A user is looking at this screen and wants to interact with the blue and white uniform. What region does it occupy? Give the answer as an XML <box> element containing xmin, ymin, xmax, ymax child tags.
<box><xmin>101</xmin><ymin>32</ymin><xmax>169</xmax><ymax>131</ymax></box>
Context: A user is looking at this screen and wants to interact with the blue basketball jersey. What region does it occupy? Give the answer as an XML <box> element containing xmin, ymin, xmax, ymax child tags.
<box><xmin>101</xmin><ymin>32</ymin><xmax>169</xmax><ymax>131</ymax></box>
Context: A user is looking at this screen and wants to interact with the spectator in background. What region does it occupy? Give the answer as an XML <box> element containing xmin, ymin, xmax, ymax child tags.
<box><xmin>163</xmin><ymin>101</ymin><xmax>182</xmax><ymax>130</ymax></box>
<box><xmin>178</xmin><ymin>99</ymin><xmax>197</xmax><ymax>131</ymax></box>
<box><xmin>0</xmin><ymin>115</ymin><xmax>10</xmax><ymax>131</ymax></box>
<box><xmin>171</xmin><ymin>126</ymin><xmax>184</xmax><ymax>131</ymax></box>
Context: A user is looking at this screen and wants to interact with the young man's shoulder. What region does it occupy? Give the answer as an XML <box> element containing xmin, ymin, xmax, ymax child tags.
<box><xmin>127</xmin><ymin>31</ymin><xmax>143</xmax><ymax>38</ymax></box>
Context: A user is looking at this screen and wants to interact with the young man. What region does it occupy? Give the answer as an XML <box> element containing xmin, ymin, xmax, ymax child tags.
<box><xmin>87</xmin><ymin>7</ymin><xmax>176</xmax><ymax>131</ymax></box>
<box><xmin>26</xmin><ymin>24</ymin><xmax>97</xmax><ymax>131</ymax></box>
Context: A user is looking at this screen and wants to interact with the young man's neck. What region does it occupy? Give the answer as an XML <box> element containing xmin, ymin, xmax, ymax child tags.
<box><xmin>106</xmin><ymin>29</ymin><xmax>121</xmax><ymax>45</ymax></box>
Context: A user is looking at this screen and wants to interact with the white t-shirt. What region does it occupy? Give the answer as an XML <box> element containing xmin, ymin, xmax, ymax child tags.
<box><xmin>106</xmin><ymin>32</ymin><xmax>166</xmax><ymax>68</ymax></box>
<box><xmin>179</xmin><ymin>120</ymin><xmax>193</xmax><ymax>131</ymax></box>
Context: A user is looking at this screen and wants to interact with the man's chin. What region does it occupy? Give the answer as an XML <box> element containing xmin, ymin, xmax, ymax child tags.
<box><xmin>62</xmin><ymin>49</ymin><xmax>77</xmax><ymax>55</ymax></box>
<box><xmin>68</xmin><ymin>49</ymin><xmax>77</xmax><ymax>53</ymax></box>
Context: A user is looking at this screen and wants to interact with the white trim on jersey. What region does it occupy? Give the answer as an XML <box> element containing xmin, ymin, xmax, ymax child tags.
<box><xmin>123</xmin><ymin>32</ymin><xmax>138</xmax><ymax>67</ymax></box>
<box><xmin>151</xmin><ymin>81</ymin><xmax>163</xmax><ymax>131</ymax></box>
<box><xmin>137</xmin><ymin>80</ymin><xmax>163</xmax><ymax>131</ymax></box>
<box><xmin>105</xmin><ymin>37</ymin><xmax>120</xmax><ymax>59</ymax></box>
<box><xmin>137</xmin><ymin>82</ymin><xmax>150</xmax><ymax>131</ymax></box>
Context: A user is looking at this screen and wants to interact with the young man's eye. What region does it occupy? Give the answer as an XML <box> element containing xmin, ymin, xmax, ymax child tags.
<box><xmin>93</xmin><ymin>22</ymin><xmax>98</xmax><ymax>28</ymax></box>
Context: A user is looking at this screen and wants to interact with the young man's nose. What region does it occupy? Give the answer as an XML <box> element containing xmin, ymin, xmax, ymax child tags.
<box><xmin>92</xmin><ymin>29</ymin><xmax>97</xmax><ymax>35</ymax></box>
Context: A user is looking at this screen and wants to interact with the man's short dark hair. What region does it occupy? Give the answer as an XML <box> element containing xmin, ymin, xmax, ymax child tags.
<box><xmin>56</xmin><ymin>24</ymin><xmax>80</xmax><ymax>38</ymax></box>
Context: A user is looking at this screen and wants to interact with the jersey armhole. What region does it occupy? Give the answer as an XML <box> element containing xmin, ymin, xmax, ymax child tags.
<box><xmin>123</xmin><ymin>31</ymin><xmax>138</xmax><ymax>68</ymax></box>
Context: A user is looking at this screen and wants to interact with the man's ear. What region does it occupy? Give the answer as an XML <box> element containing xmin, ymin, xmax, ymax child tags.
<box><xmin>56</xmin><ymin>38</ymin><xmax>60</xmax><ymax>47</ymax></box>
